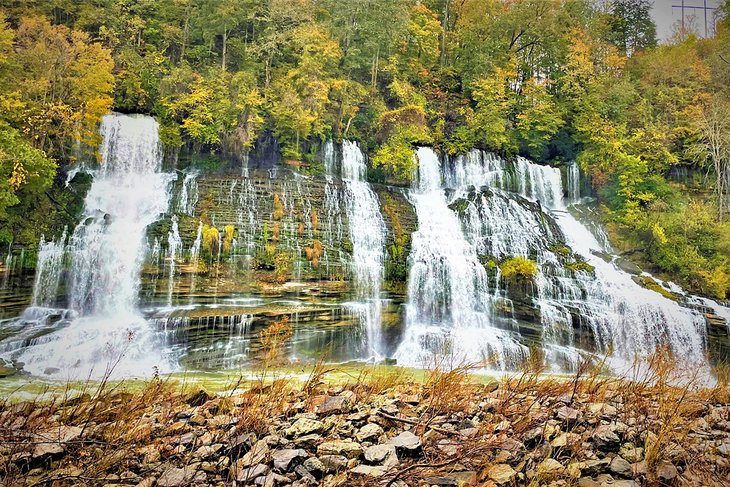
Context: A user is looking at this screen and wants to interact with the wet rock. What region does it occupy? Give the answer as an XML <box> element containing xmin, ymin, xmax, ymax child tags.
<box><xmin>488</xmin><ymin>463</ymin><xmax>517</xmax><ymax>484</ymax></box>
<box><xmin>271</xmin><ymin>448</ymin><xmax>307</xmax><ymax>472</ymax></box>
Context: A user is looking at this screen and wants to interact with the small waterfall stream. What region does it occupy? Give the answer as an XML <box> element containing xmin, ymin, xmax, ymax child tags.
<box><xmin>340</xmin><ymin>141</ymin><xmax>386</xmax><ymax>358</ymax></box>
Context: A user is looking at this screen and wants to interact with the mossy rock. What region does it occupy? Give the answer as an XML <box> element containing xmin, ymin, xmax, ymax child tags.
<box><xmin>448</xmin><ymin>198</ymin><xmax>470</xmax><ymax>214</ymax></box>
<box><xmin>639</xmin><ymin>276</ymin><xmax>678</xmax><ymax>301</ymax></box>
<box><xmin>565</xmin><ymin>260</ymin><xmax>595</xmax><ymax>275</ymax></box>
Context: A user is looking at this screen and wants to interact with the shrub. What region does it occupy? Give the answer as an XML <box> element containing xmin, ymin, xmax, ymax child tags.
<box><xmin>500</xmin><ymin>256</ymin><xmax>538</xmax><ymax>283</ymax></box>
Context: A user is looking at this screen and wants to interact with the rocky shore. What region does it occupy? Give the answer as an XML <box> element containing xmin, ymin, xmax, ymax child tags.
<box><xmin>2</xmin><ymin>365</ymin><xmax>730</xmax><ymax>486</ymax></box>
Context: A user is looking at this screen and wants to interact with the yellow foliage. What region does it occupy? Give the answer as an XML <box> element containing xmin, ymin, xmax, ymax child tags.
<box><xmin>222</xmin><ymin>224</ymin><xmax>235</xmax><ymax>253</ymax></box>
<box><xmin>311</xmin><ymin>209</ymin><xmax>318</xmax><ymax>235</ymax></box>
<box><xmin>272</xmin><ymin>193</ymin><xmax>284</xmax><ymax>220</ymax></box>
<box><xmin>501</xmin><ymin>256</ymin><xmax>539</xmax><ymax>283</ymax></box>
<box><xmin>202</xmin><ymin>225</ymin><xmax>220</xmax><ymax>256</ymax></box>
<box><xmin>305</xmin><ymin>240</ymin><xmax>324</xmax><ymax>269</ymax></box>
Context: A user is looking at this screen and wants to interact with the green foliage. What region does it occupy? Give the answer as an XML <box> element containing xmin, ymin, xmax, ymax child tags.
<box><xmin>0</xmin><ymin>122</ymin><xmax>56</xmax><ymax>219</ymax></box>
<box><xmin>565</xmin><ymin>260</ymin><xmax>595</xmax><ymax>275</ymax></box>
<box><xmin>500</xmin><ymin>256</ymin><xmax>539</xmax><ymax>283</ymax></box>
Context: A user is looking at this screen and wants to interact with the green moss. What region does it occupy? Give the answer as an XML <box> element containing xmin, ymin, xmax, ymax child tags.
<box><xmin>448</xmin><ymin>198</ymin><xmax>470</xmax><ymax>214</ymax></box>
<box><xmin>549</xmin><ymin>243</ymin><xmax>571</xmax><ymax>258</ymax></box>
<box><xmin>639</xmin><ymin>276</ymin><xmax>678</xmax><ymax>301</ymax></box>
<box><xmin>565</xmin><ymin>260</ymin><xmax>595</xmax><ymax>274</ymax></box>
<box><xmin>342</xmin><ymin>238</ymin><xmax>353</xmax><ymax>253</ymax></box>
<box><xmin>500</xmin><ymin>256</ymin><xmax>539</xmax><ymax>283</ymax></box>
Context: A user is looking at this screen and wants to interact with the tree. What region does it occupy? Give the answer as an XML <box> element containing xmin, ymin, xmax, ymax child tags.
<box><xmin>604</xmin><ymin>0</ymin><xmax>657</xmax><ymax>56</ymax></box>
<box><xmin>3</xmin><ymin>16</ymin><xmax>114</xmax><ymax>158</ymax></box>
<box><xmin>689</xmin><ymin>97</ymin><xmax>730</xmax><ymax>221</ymax></box>
<box><xmin>0</xmin><ymin>122</ymin><xmax>55</xmax><ymax>219</ymax></box>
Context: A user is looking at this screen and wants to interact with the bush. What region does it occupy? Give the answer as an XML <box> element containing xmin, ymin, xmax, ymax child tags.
<box><xmin>500</xmin><ymin>256</ymin><xmax>538</xmax><ymax>283</ymax></box>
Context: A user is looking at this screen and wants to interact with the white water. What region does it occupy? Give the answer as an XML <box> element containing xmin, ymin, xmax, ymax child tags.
<box><xmin>394</xmin><ymin>148</ymin><xmax>526</xmax><ymax>369</ymax></box>
<box><xmin>567</xmin><ymin>161</ymin><xmax>580</xmax><ymax>203</ymax></box>
<box><xmin>166</xmin><ymin>216</ymin><xmax>182</xmax><ymax>307</ymax></box>
<box><xmin>339</xmin><ymin>141</ymin><xmax>386</xmax><ymax>358</ymax></box>
<box><xmin>12</xmin><ymin>114</ymin><xmax>175</xmax><ymax>378</ymax></box>
<box><xmin>31</xmin><ymin>229</ymin><xmax>67</xmax><ymax>308</ymax></box>
<box><xmin>442</xmin><ymin>149</ymin><xmax>707</xmax><ymax>370</ymax></box>
<box><xmin>177</xmin><ymin>171</ymin><xmax>199</xmax><ymax>215</ymax></box>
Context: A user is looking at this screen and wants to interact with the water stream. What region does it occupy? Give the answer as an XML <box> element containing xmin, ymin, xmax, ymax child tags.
<box><xmin>3</xmin><ymin>114</ymin><xmax>175</xmax><ymax>378</ymax></box>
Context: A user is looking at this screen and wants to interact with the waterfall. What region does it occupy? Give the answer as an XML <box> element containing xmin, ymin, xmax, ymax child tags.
<box><xmin>340</xmin><ymin>141</ymin><xmax>386</xmax><ymax>357</ymax></box>
<box><xmin>166</xmin><ymin>216</ymin><xmax>182</xmax><ymax>307</ymax></box>
<box><xmin>31</xmin><ymin>228</ymin><xmax>67</xmax><ymax>308</ymax></box>
<box><xmin>567</xmin><ymin>162</ymin><xmax>580</xmax><ymax>203</ymax></box>
<box><xmin>394</xmin><ymin>148</ymin><xmax>525</xmax><ymax>369</ymax></box>
<box><xmin>12</xmin><ymin>113</ymin><xmax>175</xmax><ymax>377</ymax></box>
<box><xmin>177</xmin><ymin>171</ymin><xmax>199</xmax><ymax>215</ymax></box>
<box><xmin>323</xmin><ymin>139</ymin><xmax>336</xmax><ymax>176</ymax></box>
<box><xmin>448</xmin><ymin>151</ymin><xmax>707</xmax><ymax>369</ymax></box>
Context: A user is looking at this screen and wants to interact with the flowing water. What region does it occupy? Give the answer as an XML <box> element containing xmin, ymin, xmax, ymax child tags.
<box><xmin>3</xmin><ymin>114</ymin><xmax>176</xmax><ymax>378</ymax></box>
<box><xmin>413</xmin><ymin>149</ymin><xmax>708</xmax><ymax>371</ymax></box>
<box><xmin>0</xmin><ymin>120</ymin><xmax>725</xmax><ymax>378</ymax></box>
<box><xmin>394</xmin><ymin>148</ymin><xmax>526</xmax><ymax>369</ymax></box>
<box><xmin>340</xmin><ymin>141</ymin><xmax>386</xmax><ymax>358</ymax></box>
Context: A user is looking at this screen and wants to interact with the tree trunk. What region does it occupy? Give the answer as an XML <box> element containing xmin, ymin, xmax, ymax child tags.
<box><xmin>221</xmin><ymin>27</ymin><xmax>227</xmax><ymax>71</ymax></box>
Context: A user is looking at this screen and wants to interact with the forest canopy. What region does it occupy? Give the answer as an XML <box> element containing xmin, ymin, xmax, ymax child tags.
<box><xmin>0</xmin><ymin>0</ymin><xmax>729</xmax><ymax>298</ymax></box>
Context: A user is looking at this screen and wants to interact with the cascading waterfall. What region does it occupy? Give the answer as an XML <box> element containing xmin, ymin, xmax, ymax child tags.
<box><xmin>166</xmin><ymin>216</ymin><xmax>182</xmax><ymax>307</ymax></box>
<box><xmin>443</xmin><ymin>149</ymin><xmax>707</xmax><ymax>370</ymax></box>
<box><xmin>177</xmin><ymin>171</ymin><xmax>199</xmax><ymax>216</ymax></box>
<box><xmin>567</xmin><ymin>162</ymin><xmax>581</xmax><ymax>203</ymax></box>
<box><xmin>10</xmin><ymin>113</ymin><xmax>175</xmax><ymax>377</ymax></box>
<box><xmin>30</xmin><ymin>229</ymin><xmax>68</xmax><ymax>308</ymax></box>
<box><xmin>340</xmin><ymin>141</ymin><xmax>386</xmax><ymax>357</ymax></box>
<box><xmin>394</xmin><ymin>147</ymin><xmax>526</xmax><ymax>369</ymax></box>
